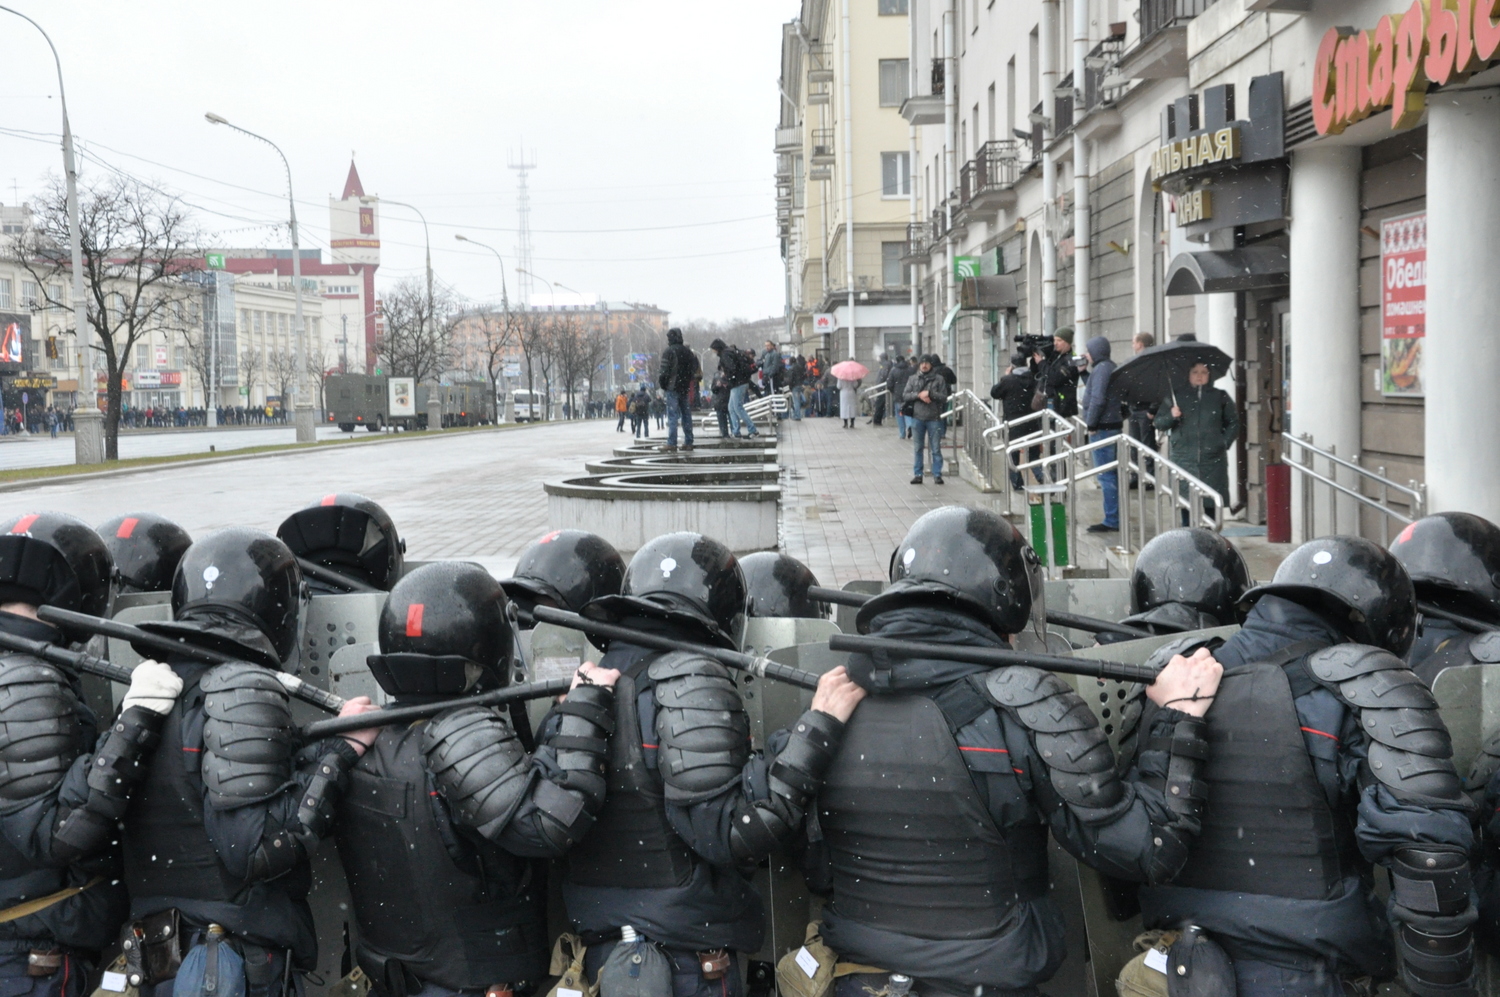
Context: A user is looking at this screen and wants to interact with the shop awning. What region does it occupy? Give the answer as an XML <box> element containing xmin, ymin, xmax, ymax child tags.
<box><xmin>1164</xmin><ymin>244</ymin><xmax>1289</xmax><ymax>296</ymax></box>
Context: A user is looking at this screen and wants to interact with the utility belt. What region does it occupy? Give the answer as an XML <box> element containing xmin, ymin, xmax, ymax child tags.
<box><xmin>550</xmin><ymin>927</ymin><xmax>734</xmax><ymax>997</ymax></box>
<box><xmin>91</xmin><ymin>912</ymin><xmax>288</xmax><ymax>997</ymax></box>
<box><xmin>349</xmin><ymin>950</ymin><xmax>517</xmax><ymax>997</ymax></box>
<box><xmin>1116</xmin><ymin>927</ymin><xmax>1377</xmax><ymax>997</ymax></box>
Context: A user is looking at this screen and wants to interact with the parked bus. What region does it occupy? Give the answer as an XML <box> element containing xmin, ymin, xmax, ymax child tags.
<box><xmin>510</xmin><ymin>388</ymin><xmax>544</xmax><ymax>422</ymax></box>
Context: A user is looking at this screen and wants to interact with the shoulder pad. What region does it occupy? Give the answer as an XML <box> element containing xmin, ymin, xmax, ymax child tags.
<box><xmin>0</xmin><ymin>657</ymin><xmax>81</xmax><ymax>800</ymax></box>
<box><xmin>422</xmin><ymin>706</ymin><xmax>530</xmax><ymax>837</ymax></box>
<box><xmin>1471</xmin><ymin>631</ymin><xmax>1500</xmax><ymax>664</ymax></box>
<box><xmin>1358</xmin><ymin>707</ymin><xmax>1452</xmax><ymax>758</ymax></box>
<box><xmin>1331</xmin><ymin>669</ymin><xmax>1437</xmax><ymax>711</ymax></box>
<box><xmin>201</xmin><ymin>662</ymin><xmax>294</xmax><ymax>808</ymax></box>
<box><xmin>1464</xmin><ymin>728</ymin><xmax>1500</xmax><ymax>792</ymax></box>
<box><xmin>1036</xmin><ymin>727</ymin><xmax>1126</xmax><ymax>810</ymax></box>
<box><xmin>646</xmin><ymin>651</ymin><xmax>733</xmax><ymax>683</ymax></box>
<box><xmin>653</xmin><ymin>671</ymin><xmax>742</xmax><ymax>713</ymax></box>
<box><xmin>1367</xmin><ymin>741</ymin><xmax>1464</xmax><ymax>801</ymax></box>
<box><xmin>1143</xmin><ymin>635</ymin><xmax>1215</xmax><ymax>674</ymax></box>
<box><xmin>1308</xmin><ymin>644</ymin><xmax>1409</xmax><ymax>685</ymax></box>
<box><xmin>653</xmin><ymin>660</ymin><xmax>749</xmax><ymax>803</ymax></box>
<box><xmin>984</xmin><ymin>666</ymin><xmax>1074</xmax><ymax>708</ymax></box>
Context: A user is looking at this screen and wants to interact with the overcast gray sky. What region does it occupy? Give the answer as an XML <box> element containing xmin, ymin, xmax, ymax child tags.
<box><xmin>0</xmin><ymin>1</ymin><xmax>800</xmax><ymax>323</ymax></box>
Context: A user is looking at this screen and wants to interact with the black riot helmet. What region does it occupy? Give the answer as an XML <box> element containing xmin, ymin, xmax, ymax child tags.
<box><xmin>0</xmin><ymin>513</ymin><xmax>112</xmax><ymax>638</ymax></box>
<box><xmin>1240</xmin><ymin>535</ymin><xmax>1417</xmax><ymax>656</ymax></box>
<box><xmin>501</xmin><ymin>529</ymin><xmax>626</xmax><ymax>619</ymax></box>
<box><xmin>740</xmin><ymin>551</ymin><xmax>828</xmax><ymax>619</ymax></box>
<box><xmin>369</xmin><ymin>562</ymin><xmax>514</xmax><ymax>698</ymax></box>
<box><xmin>1127</xmin><ymin>527</ymin><xmax>1251</xmax><ymax>632</ymax></box>
<box><xmin>147</xmin><ymin>528</ymin><xmax>304</xmax><ymax>668</ymax></box>
<box><xmin>276</xmin><ymin>493</ymin><xmax>405</xmax><ymax>591</ymax></box>
<box><xmin>1390</xmin><ymin>512</ymin><xmax>1500</xmax><ymax>625</ymax></box>
<box><xmin>857</xmin><ymin>506</ymin><xmax>1038</xmax><ymax>637</ymax></box>
<box><xmin>582</xmin><ymin>532</ymin><xmax>746</xmax><ymax>649</ymax></box>
<box><xmin>98</xmin><ymin>513</ymin><xmax>193</xmax><ymax>595</ymax></box>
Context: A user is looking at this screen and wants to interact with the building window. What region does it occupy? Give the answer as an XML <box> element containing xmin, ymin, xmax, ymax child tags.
<box><xmin>47</xmin><ymin>283</ymin><xmax>64</xmax><ymax>307</ymax></box>
<box><xmin>881</xmin><ymin>152</ymin><xmax>911</xmax><ymax>197</ymax></box>
<box><xmin>879</xmin><ymin>0</ymin><xmax>909</xmax><ymax>13</ymax></box>
<box><xmin>135</xmin><ymin>343</ymin><xmax>149</xmax><ymax>369</ymax></box>
<box><xmin>21</xmin><ymin>282</ymin><xmax>38</xmax><ymax>308</ymax></box>
<box><xmin>174</xmin><ymin>346</ymin><xmax>185</xmax><ymax>369</ymax></box>
<box><xmin>882</xmin><ymin>243</ymin><xmax>906</xmax><ymax>287</ymax></box>
<box><xmin>0</xmin><ymin>278</ymin><xmax>11</xmax><ymax>310</ymax></box>
<box><xmin>879</xmin><ymin>59</ymin><xmax>910</xmax><ymax>106</ymax></box>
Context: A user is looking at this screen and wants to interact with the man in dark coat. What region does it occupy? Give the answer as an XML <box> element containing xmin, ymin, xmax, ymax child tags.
<box><xmin>658</xmin><ymin>328</ymin><xmax>699</xmax><ymax>450</ymax></box>
<box><xmin>1154</xmin><ymin>361</ymin><xmax>1238</xmax><ymax>524</ymax></box>
<box><xmin>887</xmin><ymin>355</ymin><xmax>913</xmax><ymax>438</ymax></box>
<box><xmin>1082</xmin><ymin>335</ymin><xmax>1122</xmax><ymax>533</ymax></box>
<box><xmin>990</xmin><ymin>352</ymin><xmax>1038</xmax><ymax>489</ymax></box>
<box><xmin>1034</xmin><ymin>327</ymin><xmax>1081</xmax><ymax>418</ymax></box>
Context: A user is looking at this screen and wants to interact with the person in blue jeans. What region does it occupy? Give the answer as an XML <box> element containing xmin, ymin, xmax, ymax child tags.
<box><xmin>710</xmin><ymin>339</ymin><xmax>759</xmax><ymax>438</ymax></box>
<box><xmin>902</xmin><ymin>355</ymin><xmax>949</xmax><ymax>484</ymax></box>
<box><xmin>658</xmin><ymin>327</ymin><xmax>699</xmax><ymax>450</ymax></box>
<box><xmin>1082</xmin><ymin>335</ymin><xmax>1122</xmax><ymax>532</ymax></box>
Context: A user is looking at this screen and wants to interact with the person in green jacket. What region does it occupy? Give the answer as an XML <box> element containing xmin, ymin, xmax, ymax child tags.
<box><xmin>1154</xmin><ymin>362</ymin><xmax>1238</xmax><ymax>525</ymax></box>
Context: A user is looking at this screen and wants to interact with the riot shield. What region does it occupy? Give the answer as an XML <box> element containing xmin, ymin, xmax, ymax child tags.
<box><xmin>292</xmin><ymin>592</ymin><xmax>386</xmax><ymax>725</ymax></box>
<box><xmin>832</xmin><ymin>580</ymin><xmax>882</xmax><ymax>635</ymax></box>
<box><xmin>1063</xmin><ymin>625</ymin><xmax>1239</xmax><ymax>996</ymax></box>
<box><xmin>1043</xmin><ymin>577</ymin><xmax>1133</xmax><ymax>647</ymax></box>
<box><xmin>521</xmin><ymin>622</ymin><xmax>604</xmax><ymax>730</ymax></box>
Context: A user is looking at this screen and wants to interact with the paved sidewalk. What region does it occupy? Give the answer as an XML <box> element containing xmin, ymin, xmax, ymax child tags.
<box><xmin>778</xmin><ymin>415</ymin><xmax>995</xmax><ymax>587</ymax></box>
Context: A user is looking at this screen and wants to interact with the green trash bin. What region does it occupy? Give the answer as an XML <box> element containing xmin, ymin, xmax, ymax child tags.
<box><xmin>1029</xmin><ymin>499</ymin><xmax>1069</xmax><ymax>568</ymax></box>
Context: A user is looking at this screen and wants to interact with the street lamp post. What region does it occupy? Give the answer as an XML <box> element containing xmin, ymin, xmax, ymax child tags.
<box><xmin>1</xmin><ymin>6</ymin><xmax>104</xmax><ymax>462</ymax></box>
<box><xmin>204</xmin><ymin>112</ymin><xmax>316</xmax><ymax>442</ymax></box>
<box><xmin>455</xmin><ymin>234</ymin><xmax>512</xmax><ymax>420</ymax></box>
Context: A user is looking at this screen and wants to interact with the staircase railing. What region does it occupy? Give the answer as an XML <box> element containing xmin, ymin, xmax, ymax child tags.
<box><xmin>1283</xmin><ymin>433</ymin><xmax>1425</xmax><ymax>544</ymax></box>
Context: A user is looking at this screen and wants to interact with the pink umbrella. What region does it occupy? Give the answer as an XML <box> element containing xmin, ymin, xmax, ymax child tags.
<box><xmin>829</xmin><ymin>360</ymin><xmax>869</xmax><ymax>380</ymax></box>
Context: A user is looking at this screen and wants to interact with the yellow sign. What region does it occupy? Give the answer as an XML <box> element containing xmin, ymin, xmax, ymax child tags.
<box><xmin>1178</xmin><ymin>189</ymin><xmax>1213</xmax><ymax>224</ymax></box>
<box><xmin>1149</xmin><ymin>127</ymin><xmax>1241</xmax><ymax>184</ymax></box>
<box><xmin>11</xmin><ymin>377</ymin><xmax>56</xmax><ymax>389</ymax></box>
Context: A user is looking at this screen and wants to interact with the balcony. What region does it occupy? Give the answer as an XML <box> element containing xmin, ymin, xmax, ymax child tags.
<box><xmin>959</xmin><ymin>140</ymin><xmax>1021</xmax><ymax>212</ymax></box>
<box><xmin>774</xmin><ymin>126</ymin><xmax>800</xmax><ymax>153</ymax></box>
<box><xmin>1117</xmin><ymin>0</ymin><xmax>1220</xmax><ymax>79</ymax></box>
<box><xmin>930</xmin><ymin>57</ymin><xmax>944</xmax><ymax>95</ymax></box>
<box><xmin>807</xmin><ymin>45</ymin><xmax>834</xmax><ymax>84</ymax></box>
<box><xmin>808</xmin><ymin>164</ymin><xmax>832</xmax><ymax>182</ymax></box>
<box><xmin>810</xmin><ymin>129</ymin><xmax>837</xmax><ymax>165</ymax></box>
<box><xmin>902</xmin><ymin>222</ymin><xmax>930</xmax><ymax>262</ymax></box>
<box><xmin>900</xmin><ymin>58</ymin><xmax>946</xmax><ymax>126</ymax></box>
<box><xmin>1053</xmin><ymin>73</ymin><xmax>1075</xmax><ymax>136</ymax></box>
<box><xmin>807</xmin><ymin>84</ymin><xmax>831</xmax><ymax>106</ymax></box>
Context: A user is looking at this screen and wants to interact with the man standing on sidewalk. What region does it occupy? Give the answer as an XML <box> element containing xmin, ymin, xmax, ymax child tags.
<box><xmin>1082</xmin><ymin>335</ymin><xmax>1121</xmax><ymax>533</ymax></box>
<box><xmin>787</xmin><ymin>354</ymin><xmax>807</xmax><ymax>420</ymax></box>
<box><xmin>904</xmin><ymin>354</ymin><xmax>949</xmax><ymax>484</ymax></box>
<box><xmin>614</xmin><ymin>389</ymin><xmax>629</xmax><ymax>432</ymax></box>
<box><xmin>887</xmin><ymin>353</ymin><xmax>912</xmax><ymax>439</ymax></box>
<box><xmin>658</xmin><ymin>328</ymin><xmax>699</xmax><ymax>451</ymax></box>
<box><xmin>711</xmin><ymin>339</ymin><xmax>758</xmax><ymax>438</ymax></box>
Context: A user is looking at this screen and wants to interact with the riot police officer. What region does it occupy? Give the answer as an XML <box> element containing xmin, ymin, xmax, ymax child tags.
<box><xmin>332</xmin><ymin>561</ymin><xmax>618</xmax><ymax>997</ymax></box>
<box><xmin>1131</xmin><ymin>536</ymin><xmax>1474</xmax><ymax>997</ymax></box>
<box><xmin>1097</xmin><ymin>526</ymin><xmax>1249</xmax><ymax>644</ymax></box>
<box><xmin>1389</xmin><ymin>511</ymin><xmax>1500</xmax><ymax>685</ymax></box>
<box><xmin>0</xmin><ymin>513</ymin><xmax>148</xmax><ymax>997</ymax></box>
<box><xmin>808</xmin><ymin>506</ymin><xmax>1219</xmax><ymax>995</ymax></box>
<box><xmin>738</xmin><ymin>551</ymin><xmax>828</xmax><ymax>619</ymax></box>
<box><xmin>96</xmin><ymin>513</ymin><xmax>192</xmax><ymax>596</ymax></box>
<box><xmin>500</xmin><ymin>529</ymin><xmax>626</xmax><ymax>620</ymax></box>
<box><xmin>565</xmin><ymin>532</ymin><xmax>861</xmax><ymax>996</ymax></box>
<box><xmin>276</xmin><ymin>493</ymin><xmax>404</xmax><ymax>592</ymax></box>
<box><xmin>112</xmin><ymin>528</ymin><xmax>370</xmax><ymax>995</ymax></box>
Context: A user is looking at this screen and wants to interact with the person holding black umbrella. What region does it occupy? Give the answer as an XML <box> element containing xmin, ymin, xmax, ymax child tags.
<box><xmin>1154</xmin><ymin>361</ymin><xmax>1238</xmax><ymax>524</ymax></box>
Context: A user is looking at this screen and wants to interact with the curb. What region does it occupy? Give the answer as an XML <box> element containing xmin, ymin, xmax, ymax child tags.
<box><xmin>0</xmin><ymin>423</ymin><xmax>533</xmax><ymax>494</ymax></box>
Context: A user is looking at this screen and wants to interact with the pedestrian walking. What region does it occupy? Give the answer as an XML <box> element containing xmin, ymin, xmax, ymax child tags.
<box><xmin>711</xmin><ymin>338</ymin><xmax>758</xmax><ymax>438</ymax></box>
<box><xmin>630</xmin><ymin>385</ymin><xmax>651</xmax><ymax>438</ymax></box>
<box><xmin>1154</xmin><ymin>361</ymin><xmax>1238</xmax><ymax>524</ymax></box>
<box><xmin>1127</xmin><ymin>332</ymin><xmax>1158</xmax><ymax>488</ymax></box>
<box><xmin>658</xmin><ymin>327</ymin><xmax>699</xmax><ymax>451</ymax></box>
<box><xmin>904</xmin><ymin>354</ymin><xmax>949</xmax><ymax>484</ymax></box>
<box><xmin>1082</xmin><ymin>335</ymin><xmax>1122</xmax><ymax>533</ymax></box>
<box><xmin>887</xmin><ymin>354</ymin><xmax>912</xmax><ymax>438</ymax></box>
<box><xmin>614</xmin><ymin>389</ymin><xmax>629</xmax><ymax>431</ymax></box>
<box><xmin>870</xmin><ymin>353</ymin><xmax>891</xmax><ymax>425</ymax></box>
<box><xmin>788</xmin><ymin>354</ymin><xmax>807</xmax><ymax>420</ymax></box>
<box><xmin>837</xmin><ymin>366</ymin><xmax>861</xmax><ymax>429</ymax></box>
<box><xmin>46</xmin><ymin>407</ymin><xmax>58</xmax><ymax>439</ymax></box>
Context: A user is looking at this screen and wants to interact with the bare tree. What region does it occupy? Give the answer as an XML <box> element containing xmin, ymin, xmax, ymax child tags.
<box><xmin>515</xmin><ymin>307</ymin><xmax>549</xmax><ymax>416</ymax></box>
<box><xmin>183</xmin><ymin>327</ymin><xmax>225</xmax><ymax>413</ymax></box>
<box><xmin>376</xmin><ymin>278</ymin><xmax>456</xmax><ymax>384</ymax></box>
<box><xmin>267</xmin><ymin>349</ymin><xmax>300</xmax><ymax>422</ymax></box>
<box><xmin>8</xmin><ymin>174</ymin><xmax>203</xmax><ymax>458</ymax></box>
<box><xmin>239</xmin><ymin>348</ymin><xmax>262</xmax><ymax>414</ymax></box>
<box><xmin>475</xmin><ymin>309</ymin><xmax>520</xmax><ymax>407</ymax></box>
<box><xmin>549</xmin><ymin>312</ymin><xmax>586</xmax><ymax>419</ymax></box>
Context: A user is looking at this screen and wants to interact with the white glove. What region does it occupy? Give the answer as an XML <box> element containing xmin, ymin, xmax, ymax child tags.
<box><xmin>122</xmin><ymin>660</ymin><xmax>183</xmax><ymax>716</ymax></box>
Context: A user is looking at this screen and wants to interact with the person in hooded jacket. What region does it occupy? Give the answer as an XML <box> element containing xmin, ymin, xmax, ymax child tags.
<box><xmin>803</xmin><ymin>505</ymin><xmax>1221</xmax><ymax>995</ymax></box>
<box><xmin>658</xmin><ymin>328</ymin><xmax>699</xmax><ymax>452</ymax></box>
<box><xmin>1082</xmin><ymin>335</ymin><xmax>1122</xmax><ymax>533</ymax></box>
<box><xmin>886</xmin><ymin>355</ymin><xmax>912</xmax><ymax>439</ymax></box>
<box><xmin>1154</xmin><ymin>362</ymin><xmax>1238</xmax><ymax>525</ymax></box>
<box><xmin>990</xmin><ymin>352</ymin><xmax>1040</xmax><ymax>490</ymax></box>
<box><xmin>562</xmin><ymin>532</ymin><xmax>862</xmax><ymax>996</ymax></box>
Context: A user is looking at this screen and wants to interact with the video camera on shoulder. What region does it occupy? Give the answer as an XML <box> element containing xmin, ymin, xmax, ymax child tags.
<box><xmin>1018</xmin><ymin>333</ymin><xmax>1053</xmax><ymax>360</ymax></box>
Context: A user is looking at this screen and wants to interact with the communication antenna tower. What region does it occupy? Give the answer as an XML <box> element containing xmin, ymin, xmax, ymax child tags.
<box><xmin>509</xmin><ymin>149</ymin><xmax>537</xmax><ymax>307</ymax></box>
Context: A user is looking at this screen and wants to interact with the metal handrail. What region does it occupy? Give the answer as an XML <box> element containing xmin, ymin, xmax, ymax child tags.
<box><xmin>1283</xmin><ymin>433</ymin><xmax>1425</xmax><ymax>545</ymax></box>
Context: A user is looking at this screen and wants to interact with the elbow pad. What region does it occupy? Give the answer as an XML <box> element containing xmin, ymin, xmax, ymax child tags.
<box><xmin>0</xmin><ymin>661</ymin><xmax>85</xmax><ymax>801</ymax></box>
<box><xmin>1392</xmin><ymin>848</ymin><xmax>1475</xmax><ymax>996</ymax></box>
<box><xmin>200</xmin><ymin>664</ymin><xmax>296</xmax><ymax>809</ymax></box>
<box><xmin>544</xmin><ymin>684</ymin><xmax>614</xmax><ymax>809</ymax></box>
<box><xmin>1138</xmin><ymin>715</ymin><xmax>1209</xmax><ymax>823</ymax></box>
<box><xmin>730</xmin><ymin>710</ymin><xmax>845</xmax><ymax>863</ymax></box>
<box><xmin>53</xmin><ymin>706</ymin><xmax>164</xmax><ymax>862</ymax></box>
<box><xmin>422</xmin><ymin>706</ymin><xmax>532</xmax><ymax>840</ymax></box>
<box><xmin>294</xmin><ymin>739</ymin><xmax>360</xmax><ymax>840</ymax></box>
<box><xmin>649</xmin><ymin>654</ymin><xmax>749</xmax><ymax>804</ymax></box>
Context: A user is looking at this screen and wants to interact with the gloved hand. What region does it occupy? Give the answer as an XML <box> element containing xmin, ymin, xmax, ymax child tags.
<box><xmin>121</xmin><ymin>660</ymin><xmax>183</xmax><ymax>716</ymax></box>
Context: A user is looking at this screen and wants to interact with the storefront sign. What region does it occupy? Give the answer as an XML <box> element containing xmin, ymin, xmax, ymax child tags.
<box><xmin>11</xmin><ymin>376</ymin><xmax>55</xmax><ymax>390</ymax></box>
<box><xmin>953</xmin><ymin>255</ymin><xmax>981</xmax><ymax>280</ymax></box>
<box><xmin>1177</xmin><ymin>189</ymin><xmax>1213</xmax><ymax>224</ymax></box>
<box><xmin>1314</xmin><ymin>0</ymin><xmax>1500</xmax><ymax>135</ymax></box>
<box><xmin>134</xmin><ymin>371</ymin><xmax>161</xmax><ymax>388</ymax></box>
<box><xmin>1380</xmin><ymin>211</ymin><xmax>1426</xmax><ymax>396</ymax></box>
<box><xmin>161</xmin><ymin>371</ymin><xmax>182</xmax><ymax>385</ymax></box>
<box><xmin>1150</xmin><ymin>128</ymin><xmax>1241</xmax><ymax>183</ymax></box>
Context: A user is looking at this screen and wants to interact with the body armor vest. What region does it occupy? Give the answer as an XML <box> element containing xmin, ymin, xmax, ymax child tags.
<box><xmin>335</xmin><ymin>723</ymin><xmax>546</xmax><ymax>992</ymax></box>
<box><xmin>122</xmin><ymin>673</ymin><xmax>247</xmax><ymax>903</ymax></box>
<box><xmin>1172</xmin><ymin>655</ymin><xmax>1355</xmax><ymax>899</ymax></box>
<box><xmin>565</xmin><ymin>665</ymin><xmax>696</xmax><ymax>889</ymax></box>
<box><xmin>819</xmin><ymin>692</ymin><xmax>1047</xmax><ymax>940</ymax></box>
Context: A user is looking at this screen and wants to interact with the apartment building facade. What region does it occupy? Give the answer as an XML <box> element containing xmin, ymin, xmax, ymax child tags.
<box><xmin>781</xmin><ymin>0</ymin><xmax>1500</xmax><ymax>529</ymax></box>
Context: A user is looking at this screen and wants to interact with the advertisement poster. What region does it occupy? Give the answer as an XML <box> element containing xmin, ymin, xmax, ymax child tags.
<box><xmin>1380</xmin><ymin>211</ymin><xmax>1425</xmax><ymax>397</ymax></box>
<box><xmin>388</xmin><ymin>377</ymin><xmax>415</xmax><ymax>416</ymax></box>
<box><xmin>626</xmin><ymin>354</ymin><xmax>651</xmax><ymax>382</ymax></box>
